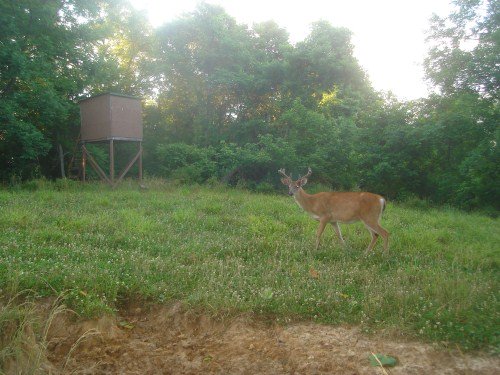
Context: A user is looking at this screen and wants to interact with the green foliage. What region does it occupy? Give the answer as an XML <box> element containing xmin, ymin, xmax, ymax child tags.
<box><xmin>425</xmin><ymin>0</ymin><xmax>499</xmax><ymax>99</ymax></box>
<box><xmin>1</xmin><ymin>1</ymin><xmax>498</xmax><ymax>211</ymax></box>
<box><xmin>0</xmin><ymin>118</ymin><xmax>51</xmax><ymax>181</ymax></box>
<box><xmin>154</xmin><ymin>143</ymin><xmax>216</xmax><ymax>183</ymax></box>
<box><xmin>0</xmin><ymin>0</ymin><xmax>154</xmax><ymax>181</ymax></box>
<box><xmin>0</xmin><ymin>182</ymin><xmax>498</xmax><ymax>351</ymax></box>
<box><xmin>287</xmin><ymin>21</ymin><xmax>371</xmax><ymax>108</ymax></box>
<box><xmin>151</xmin><ymin>135</ymin><xmax>296</xmax><ymax>188</ymax></box>
<box><xmin>456</xmin><ymin>135</ymin><xmax>500</xmax><ymax>211</ymax></box>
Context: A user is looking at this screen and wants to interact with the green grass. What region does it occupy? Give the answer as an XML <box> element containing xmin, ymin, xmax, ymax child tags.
<box><xmin>0</xmin><ymin>179</ymin><xmax>498</xmax><ymax>351</ymax></box>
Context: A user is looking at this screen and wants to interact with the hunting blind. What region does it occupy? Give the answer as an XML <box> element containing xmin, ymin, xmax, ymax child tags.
<box><xmin>78</xmin><ymin>93</ymin><xmax>143</xmax><ymax>186</ymax></box>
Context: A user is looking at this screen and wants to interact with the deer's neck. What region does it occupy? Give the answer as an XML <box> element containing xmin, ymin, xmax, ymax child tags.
<box><xmin>293</xmin><ymin>188</ymin><xmax>315</xmax><ymax>212</ymax></box>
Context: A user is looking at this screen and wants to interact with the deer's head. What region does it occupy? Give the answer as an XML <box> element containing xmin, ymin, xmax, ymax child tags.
<box><xmin>278</xmin><ymin>168</ymin><xmax>312</xmax><ymax>196</ymax></box>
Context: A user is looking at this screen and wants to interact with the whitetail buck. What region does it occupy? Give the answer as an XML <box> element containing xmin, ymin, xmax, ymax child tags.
<box><xmin>278</xmin><ymin>168</ymin><xmax>389</xmax><ymax>253</ymax></box>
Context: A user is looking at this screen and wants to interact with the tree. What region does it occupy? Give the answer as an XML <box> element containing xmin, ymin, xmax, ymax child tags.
<box><xmin>0</xmin><ymin>0</ymin><xmax>105</xmax><ymax>179</ymax></box>
<box><xmin>425</xmin><ymin>0</ymin><xmax>499</xmax><ymax>99</ymax></box>
<box><xmin>95</xmin><ymin>1</ymin><xmax>156</xmax><ymax>97</ymax></box>
<box><xmin>0</xmin><ymin>0</ymin><xmax>154</xmax><ymax>181</ymax></box>
<box><xmin>154</xmin><ymin>4</ymin><xmax>256</xmax><ymax>145</ymax></box>
<box><xmin>286</xmin><ymin>21</ymin><xmax>373</xmax><ymax>111</ymax></box>
<box><xmin>422</xmin><ymin>0</ymin><xmax>499</xmax><ymax>208</ymax></box>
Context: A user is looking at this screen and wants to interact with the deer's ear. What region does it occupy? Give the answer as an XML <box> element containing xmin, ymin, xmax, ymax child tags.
<box><xmin>298</xmin><ymin>177</ymin><xmax>308</xmax><ymax>186</ymax></box>
<box><xmin>280</xmin><ymin>177</ymin><xmax>290</xmax><ymax>185</ymax></box>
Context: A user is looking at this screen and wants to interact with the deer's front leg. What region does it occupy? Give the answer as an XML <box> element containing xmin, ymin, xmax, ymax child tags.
<box><xmin>331</xmin><ymin>221</ymin><xmax>346</xmax><ymax>245</ymax></box>
<box><xmin>315</xmin><ymin>217</ymin><xmax>329</xmax><ymax>250</ymax></box>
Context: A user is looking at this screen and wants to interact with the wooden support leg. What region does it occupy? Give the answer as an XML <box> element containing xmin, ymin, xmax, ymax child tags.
<box><xmin>138</xmin><ymin>142</ymin><xmax>143</xmax><ymax>183</ymax></box>
<box><xmin>82</xmin><ymin>143</ymin><xmax>86</xmax><ymax>182</ymax></box>
<box><xmin>114</xmin><ymin>149</ymin><xmax>141</xmax><ymax>187</ymax></box>
<box><xmin>110</xmin><ymin>139</ymin><xmax>114</xmax><ymax>185</ymax></box>
<box><xmin>82</xmin><ymin>144</ymin><xmax>112</xmax><ymax>184</ymax></box>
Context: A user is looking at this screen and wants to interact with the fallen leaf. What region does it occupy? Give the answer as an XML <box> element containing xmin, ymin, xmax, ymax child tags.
<box><xmin>261</xmin><ymin>287</ymin><xmax>274</xmax><ymax>299</ymax></box>
<box><xmin>369</xmin><ymin>353</ymin><xmax>397</xmax><ymax>367</ymax></box>
<box><xmin>309</xmin><ymin>267</ymin><xmax>319</xmax><ymax>279</ymax></box>
<box><xmin>118</xmin><ymin>321</ymin><xmax>135</xmax><ymax>330</ymax></box>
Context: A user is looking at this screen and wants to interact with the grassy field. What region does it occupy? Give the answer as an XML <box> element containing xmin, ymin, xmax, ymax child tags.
<box><xmin>0</xmin><ymin>179</ymin><xmax>498</xmax><ymax>351</ymax></box>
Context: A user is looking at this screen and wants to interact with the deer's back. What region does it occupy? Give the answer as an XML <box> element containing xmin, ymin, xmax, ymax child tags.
<box><xmin>312</xmin><ymin>191</ymin><xmax>384</xmax><ymax>222</ymax></box>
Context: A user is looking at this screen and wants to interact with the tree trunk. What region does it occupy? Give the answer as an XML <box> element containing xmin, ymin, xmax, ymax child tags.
<box><xmin>58</xmin><ymin>143</ymin><xmax>66</xmax><ymax>178</ymax></box>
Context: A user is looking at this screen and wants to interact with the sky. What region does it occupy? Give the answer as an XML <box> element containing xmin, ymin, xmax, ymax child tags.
<box><xmin>129</xmin><ymin>0</ymin><xmax>454</xmax><ymax>100</ymax></box>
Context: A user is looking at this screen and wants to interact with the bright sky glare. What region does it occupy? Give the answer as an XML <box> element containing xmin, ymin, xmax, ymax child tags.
<box><xmin>129</xmin><ymin>0</ymin><xmax>453</xmax><ymax>100</ymax></box>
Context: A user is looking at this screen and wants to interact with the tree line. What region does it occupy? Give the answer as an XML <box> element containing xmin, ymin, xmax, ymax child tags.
<box><xmin>0</xmin><ymin>0</ymin><xmax>498</xmax><ymax>211</ymax></box>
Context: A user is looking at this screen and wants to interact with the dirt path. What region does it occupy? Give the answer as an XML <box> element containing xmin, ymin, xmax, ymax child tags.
<box><xmin>38</xmin><ymin>303</ymin><xmax>499</xmax><ymax>374</ymax></box>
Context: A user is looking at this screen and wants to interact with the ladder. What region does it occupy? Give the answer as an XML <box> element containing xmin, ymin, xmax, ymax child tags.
<box><xmin>67</xmin><ymin>133</ymin><xmax>82</xmax><ymax>180</ymax></box>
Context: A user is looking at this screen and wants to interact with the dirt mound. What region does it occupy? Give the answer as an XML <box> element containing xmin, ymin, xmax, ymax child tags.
<box><xmin>41</xmin><ymin>302</ymin><xmax>498</xmax><ymax>374</ymax></box>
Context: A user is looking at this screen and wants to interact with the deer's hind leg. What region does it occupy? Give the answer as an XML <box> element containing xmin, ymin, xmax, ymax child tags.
<box><xmin>363</xmin><ymin>220</ymin><xmax>389</xmax><ymax>252</ymax></box>
<box><xmin>364</xmin><ymin>226</ymin><xmax>380</xmax><ymax>253</ymax></box>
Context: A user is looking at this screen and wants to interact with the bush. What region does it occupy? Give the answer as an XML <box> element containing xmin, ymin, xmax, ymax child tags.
<box><xmin>154</xmin><ymin>143</ymin><xmax>216</xmax><ymax>183</ymax></box>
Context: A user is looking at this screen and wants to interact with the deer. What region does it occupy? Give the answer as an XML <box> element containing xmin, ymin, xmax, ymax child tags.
<box><xmin>278</xmin><ymin>168</ymin><xmax>389</xmax><ymax>253</ymax></box>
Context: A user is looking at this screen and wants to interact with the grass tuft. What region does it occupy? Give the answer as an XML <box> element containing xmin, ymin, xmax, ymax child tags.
<box><xmin>0</xmin><ymin>290</ymin><xmax>70</xmax><ymax>374</ymax></box>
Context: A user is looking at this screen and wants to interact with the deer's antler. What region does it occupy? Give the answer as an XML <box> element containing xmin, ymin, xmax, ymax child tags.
<box><xmin>278</xmin><ymin>168</ymin><xmax>292</xmax><ymax>182</ymax></box>
<box><xmin>278</xmin><ymin>168</ymin><xmax>288</xmax><ymax>177</ymax></box>
<box><xmin>300</xmin><ymin>167</ymin><xmax>312</xmax><ymax>180</ymax></box>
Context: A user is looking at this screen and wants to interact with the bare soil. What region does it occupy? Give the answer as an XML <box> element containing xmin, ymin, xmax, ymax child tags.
<box><xmin>32</xmin><ymin>302</ymin><xmax>500</xmax><ymax>374</ymax></box>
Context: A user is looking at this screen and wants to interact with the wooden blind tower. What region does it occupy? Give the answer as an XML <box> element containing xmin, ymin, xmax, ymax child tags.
<box><xmin>79</xmin><ymin>93</ymin><xmax>143</xmax><ymax>186</ymax></box>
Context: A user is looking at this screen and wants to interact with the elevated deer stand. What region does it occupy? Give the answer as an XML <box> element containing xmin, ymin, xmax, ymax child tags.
<box><xmin>79</xmin><ymin>93</ymin><xmax>143</xmax><ymax>186</ymax></box>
